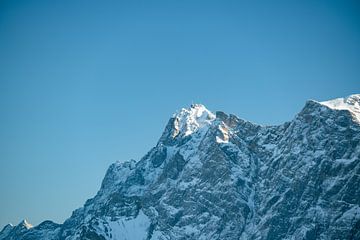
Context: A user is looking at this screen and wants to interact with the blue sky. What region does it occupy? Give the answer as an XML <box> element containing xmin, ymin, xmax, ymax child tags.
<box><xmin>0</xmin><ymin>0</ymin><xmax>359</xmax><ymax>228</ymax></box>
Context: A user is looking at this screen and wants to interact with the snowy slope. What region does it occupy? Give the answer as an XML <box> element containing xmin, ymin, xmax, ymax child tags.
<box><xmin>1</xmin><ymin>94</ymin><xmax>360</xmax><ymax>240</ymax></box>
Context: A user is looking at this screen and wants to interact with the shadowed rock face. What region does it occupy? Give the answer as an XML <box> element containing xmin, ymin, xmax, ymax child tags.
<box><xmin>1</xmin><ymin>95</ymin><xmax>360</xmax><ymax>240</ymax></box>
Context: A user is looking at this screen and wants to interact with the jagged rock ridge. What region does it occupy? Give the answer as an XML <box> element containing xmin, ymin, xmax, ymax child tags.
<box><xmin>1</xmin><ymin>94</ymin><xmax>360</xmax><ymax>240</ymax></box>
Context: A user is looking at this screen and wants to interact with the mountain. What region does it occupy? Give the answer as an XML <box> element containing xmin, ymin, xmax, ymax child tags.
<box><xmin>1</xmin><ymin>94</ymin><xmax>360</xmax><ymax>240</ymax></box>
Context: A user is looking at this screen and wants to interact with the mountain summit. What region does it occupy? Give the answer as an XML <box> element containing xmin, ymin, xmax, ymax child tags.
<box><xmin>319</xmin><ymin>94</ymin><xmax>360</xmax><ymax>122</ymax></box>
<box><xmin>1</xmin><ymin>95</ymin><xmax>360</xmax><ymax>240</ymax></box>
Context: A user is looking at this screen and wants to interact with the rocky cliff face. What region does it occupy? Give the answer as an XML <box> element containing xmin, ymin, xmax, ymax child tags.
<box><xmin>1</xmin><ymin>95</ymin><xmax>360</xmax><ymax>240</ymax></box>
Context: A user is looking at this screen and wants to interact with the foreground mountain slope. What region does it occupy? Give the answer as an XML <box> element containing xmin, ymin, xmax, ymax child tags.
<box><xmin>1</xmin><ymin>94</ymin><xmax>360</xmax><ymax>240</ymax></box>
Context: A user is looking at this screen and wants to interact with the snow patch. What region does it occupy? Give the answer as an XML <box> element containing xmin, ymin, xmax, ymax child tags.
<box><xmin>107</xmin><ymin>210</ymin><xmax>151</xmax><ymax>240</ymax></box>
<box><xmin>335</xmin><ymin>158</ymin><xmax>357</xmax><ymax>165</ymax></box>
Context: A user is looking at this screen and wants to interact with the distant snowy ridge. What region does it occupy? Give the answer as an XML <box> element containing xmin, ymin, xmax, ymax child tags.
<box><xmin>1</xmin><ymin>94</ymin><xmax>360</xmax><ymax>240</ymax></box>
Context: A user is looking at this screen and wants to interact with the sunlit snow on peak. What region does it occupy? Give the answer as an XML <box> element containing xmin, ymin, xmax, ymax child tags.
<box><xmin>173</xmin><ymin>104</ymin><xmax>216</xmax><ymax>137</ymax></box>
<box><xmin>20</xmin><ymin>219</ymin><xmax>33</xmax><ymax>229</ymax></box>
<box><xmin>320</xmin><ymin>94</ymin><xmax>360</xmax><ymax>122</ymax></box>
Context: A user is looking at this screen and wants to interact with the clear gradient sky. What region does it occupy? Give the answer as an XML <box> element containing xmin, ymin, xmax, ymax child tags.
<box><xmin>0</xmin><ymin>0</ymin><xmax>359</xmax><ymax>229</ymax></box>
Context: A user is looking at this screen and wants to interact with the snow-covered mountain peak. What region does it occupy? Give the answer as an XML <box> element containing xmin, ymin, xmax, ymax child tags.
<box><xmin>319</xmin><ymin>94</ymin><xmax>360</xmax><ymax>122</ymax></box>
<box><xmin>19</xmin><ymin>220</ymin><xmax>33</xmax><ymax>230</ymax></box>
<box><xmin>172</xmin><ymin>103</ymin><xmax>216</xmax><ymax>137</ymax></box>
